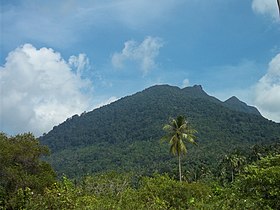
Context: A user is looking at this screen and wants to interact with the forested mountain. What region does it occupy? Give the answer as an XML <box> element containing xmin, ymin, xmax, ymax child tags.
<box><xmin>40</xmin><ymin>84</ymin><xmax>280</xmax><ymax>178</ymax></box>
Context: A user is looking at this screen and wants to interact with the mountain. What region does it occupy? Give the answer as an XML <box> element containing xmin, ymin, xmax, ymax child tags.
<box><xmin>223</xmin><ymin>96</ymin><xmax>261</xmax><ymax>115</ymax></box>
<box><xmin>40</xmin><ymin>85</ymin><xmax>280</xmax><ymax>178</ymax></box>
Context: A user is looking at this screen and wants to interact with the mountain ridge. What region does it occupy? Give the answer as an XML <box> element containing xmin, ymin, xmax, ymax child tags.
<box><xmin>138</xmin><ymin>84</ymin><xmax>260</xmax><ymax>116</ymax></box>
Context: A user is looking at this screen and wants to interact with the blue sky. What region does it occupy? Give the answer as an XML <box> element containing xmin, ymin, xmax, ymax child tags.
<box><xmin>1</xmin><ymin>0</ymin><xmax>280</xmax><ymax>136</ymax></box>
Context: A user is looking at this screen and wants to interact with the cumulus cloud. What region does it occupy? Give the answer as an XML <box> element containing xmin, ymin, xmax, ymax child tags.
<box><xmin>0</xmin><ymin>44</ymin><xmax>94</xmax><ymax>136</ymax></box>
<box><xmin>182</xmin><ymin>79</ymin><xmax>190</xmax><ymax>88</ymax></box>
<box><xmin>252</xmin><ymin>0</ymin><xmax>279</xmax><ymax>21</ymax></box>
<box><xmin>112</xmin><ymin>36</ymin><xmax>163</xmax><ymax>74</ymax></box>
<box><xmin>68</xmin><ymin>53</ymin><xmax>90</xmax><ymax>77</ymax></box>
<box><xmin>254</xmin><ymin>53</ymin><xmax>280</xmax><ymax>122</ymax></box>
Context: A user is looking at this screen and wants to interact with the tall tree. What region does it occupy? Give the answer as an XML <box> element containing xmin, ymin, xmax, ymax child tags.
<box><xmin>220</xmin><ymin>152</ymin><xmax>246</xmax><ymax>183</ymax></box>
<box><xmin>229</xmin><ymin>154</ymin><xmax>245</xmax><ymax>182</ymax></box>
<box><xmin>161</xmin><ymin>116</ymin><xmax>197</xmax><ymax>182</ymax></box>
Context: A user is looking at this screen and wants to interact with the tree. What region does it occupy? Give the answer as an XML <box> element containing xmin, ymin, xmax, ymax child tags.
<box><xmin>161</xmin><ymin>115</ymin><xmax>197</xmax><ymax>182</ymax></box>
<box><xmin>236</xmin><ymin>154</ymin><xmax>280</xmax><ymax>209</ymax></box>
<box><xmin>221</xmin><ymin>153</ymin><xmax>246</xmax><ymax>183</ymax></box>
<box><xmin>215</xmin><ymin>154</ymin><xmax>280</xmax><ymax>209</ymax></box>
<box><xmin>0</xmin><ymin>133</ymin><xmax>56</xmax><ymax>208</ymax></box>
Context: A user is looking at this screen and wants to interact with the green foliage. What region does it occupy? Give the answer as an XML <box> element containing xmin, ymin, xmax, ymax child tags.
<box><xmin>209</xmin><ymin>154</ymin><xmax>280</xmax><ymax>209</ymax></box>
<box><xmin>25</xmin><ymin>176</ymin><xmax>96</xmax><ymax>210</ymax></box>
<box><xmin>0</xmin><ymin>133</ymin><xmax>56</xmax><ymax>209</ymax></box>
<box><xmin>216</xmin><ymin>143</ymin><xmax>280</xmax><ymax>185</ymax></box>
<box><xmin>4</xmin><ymin>187</ymin><xmax>33</xmax><ymax>210</ymax></box>
<box><xmin>2</xmin><ymin>154</ymin><xmax>280</xmax><ymax>209</ymax></box>
<box><xmin>135</xmin><ymin>174</ymin><xmax>211</xmax><ymax>209</ymax></box>
<box><xmin>161</xmin><ymin>115</ymin><xmax>197</xmax><ymax>156</ymax></box>
<box><xmin>218</xmin><ymin>150</ymin><xmax>247</xmax><ymax>184</ymax></box>
<box><xmin>235</xmin><ymin>155</ymin><xmax>280</xmax><ymax>209</ymax></box>
<box><xmin>5</xmin><ymin>172</ymin><xmax>213</xmax><ymax>210</ymax></box>
<box><xmin>46</xmin><ymin>140</ymin><xmax>173</xmax><ymax>178</ymax></box>
<box><xmin>80</xmin><ymin>171</ymin><xmax>133</xmax><ymax>199</ymax></box>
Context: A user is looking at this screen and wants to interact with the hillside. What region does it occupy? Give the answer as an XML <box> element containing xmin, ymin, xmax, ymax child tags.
<box><xmin>40</xmin><ymin>85</ymin><xmax>280</xmax><ymax>178</ymax></box>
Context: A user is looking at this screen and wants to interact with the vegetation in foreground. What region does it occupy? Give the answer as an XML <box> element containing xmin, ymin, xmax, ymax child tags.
<box><xmin>1</xmin><ymin>132</ymin><xmax>280</xmax><ymax>209</ymax></box>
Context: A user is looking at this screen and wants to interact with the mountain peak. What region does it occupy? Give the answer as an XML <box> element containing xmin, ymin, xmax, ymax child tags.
<box><xmin>225</xmin><ymin>96</ymin><xmax>241</xmax><ymax>103</ymax></box>
<box><xmin>143</xmin><ymin>84</ymin><xmax>207</xmax><ymax>98</ymax></box>
<box><xmin>224</xmin><ymin>96</ymin><xmax>261</xmax><ymax>116</ymax></box>
<box><xmin>192</xmin><ymin>84</ymin><xmax>203</xmax><ymax>90</ymax></box>
<box><xmin>183</xmin><ymin>84</ymin><xmax>203</xmax><ymax>90</ymax></box>
<box><xmin>182</xmin><ymin>85</ymin><xmax>222</xmax><ymax>104</ymax></box>
<box><xmin>182</xmin><ymin>84</ymin><xmax>206</xmax><ymax>95</ymax></box>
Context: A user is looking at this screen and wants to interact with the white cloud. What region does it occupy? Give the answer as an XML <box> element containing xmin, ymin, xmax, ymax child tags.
<box><xmin>0</xmin><ymin>44</ymin><xmax>94</xmax><ymax>136</ymax></box>
<box><xmin>112</xmin><ymin>36</ymin><xmax>164</xmax><ymax>74</ymax></box>
<box><xmin>68</xmin><ymin>53</ymin><xmax>90</xmax><ymax>77</ymax></box>
<box><xmin>252</xmin><ymin>0</ymin><xmax>279</xmax><ymax>21</ymax></box>
<box><xmin>254</xmin><ymin>53</ymin><xmax>280</xmax><ymax>122</ymax></box>
<box><xmin>182</xmin><ymin>79</ymin><xmax>190</xmax><ymax>88</ymax></box>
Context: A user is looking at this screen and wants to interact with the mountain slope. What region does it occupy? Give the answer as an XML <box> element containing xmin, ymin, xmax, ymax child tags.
<box><xmin>40</xmin><ymin>85</ymin><xmax>280</xmax><ymax>178</ymax></box>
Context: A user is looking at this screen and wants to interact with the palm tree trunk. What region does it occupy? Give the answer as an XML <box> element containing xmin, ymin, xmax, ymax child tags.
<box><xmin>179</xmin><ymin>155</ymin><xmax>182</xmax><ymax>182</ymax></box>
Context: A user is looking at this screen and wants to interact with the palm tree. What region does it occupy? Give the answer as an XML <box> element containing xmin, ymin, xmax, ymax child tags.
<box><xmin>161</xmin><ymin>115</ymin><xmax>197</xmax><ymax>182</ymax></box>
<box><xmin>221</xmin><ymin>153</ymin><xmax>246</xmax><ymax>183</ymax></box>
